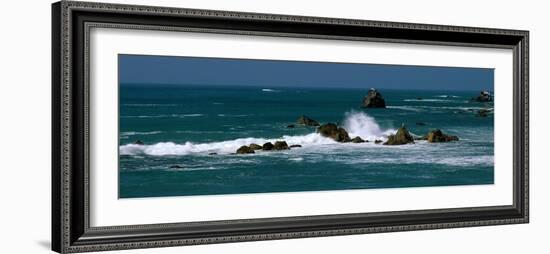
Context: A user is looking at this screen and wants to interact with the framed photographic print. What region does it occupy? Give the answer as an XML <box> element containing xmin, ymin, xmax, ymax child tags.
<box><xmin>52</xmin><ymin>1</ymin><xmax>529</xmax><ymax>253</ymax></box>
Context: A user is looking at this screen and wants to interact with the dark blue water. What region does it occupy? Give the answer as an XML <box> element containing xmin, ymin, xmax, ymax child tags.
<box><xmin>119</xmin><ymin>85</ymin><xmax>494</xmax><ymax>198</ymax></box>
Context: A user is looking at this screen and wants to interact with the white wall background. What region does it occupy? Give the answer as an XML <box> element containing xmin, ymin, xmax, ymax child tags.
<box><xmin>0</xmin><ymin>0</ymin><xmax>546</xmax><ymax>253</ymax></box>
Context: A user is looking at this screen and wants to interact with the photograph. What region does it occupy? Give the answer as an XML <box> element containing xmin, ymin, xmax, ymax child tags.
<box><xmin>118</xmin><ymin>54</ymin><xmax>495</xmax><ymax>198</ymax></box>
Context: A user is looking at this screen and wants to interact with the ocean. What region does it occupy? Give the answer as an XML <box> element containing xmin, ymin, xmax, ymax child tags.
<box><xmin>119</xmin><ymin>85</ymin><xmax>494</xmax><ymax>198</ymax></box>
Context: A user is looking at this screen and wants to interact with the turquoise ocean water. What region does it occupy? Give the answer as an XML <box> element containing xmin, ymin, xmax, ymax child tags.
<box><xmin>119</xmin><ymin>85</ymin><xmax>494</xmax><ymax>198</ymax></box>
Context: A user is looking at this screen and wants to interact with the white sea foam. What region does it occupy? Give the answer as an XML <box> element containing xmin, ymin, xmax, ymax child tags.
<box><xmin>119</xmin><ymin>133</ymin><xmax>336</xmax><ymax>156</ymax></box>
<box><xmin>121</xmin><ymin>114</ymin><xmax>204</xmax><ymax>119</ymax></box>
<box><xmin>342</xmin><ymin>111</ymin><xmax>395</xmax><ymax>141</ymax></box>
<box><xmin>121</xmin><ymin>131</ymin><xmax>162</xmax><ymax>136</ymax></box>
<box><xmin>261</xmin><ymin>88</ymin><xmax>279</xmax><ymax>92</ymax></box>
<box><xmin>435</xmin><ymin>95</ymin><xmax>461</xmax><ymax>98</ymax></box>
<box><xmin>403</xmin><ymin>99</ymin><xmax>453</xmax><ymax>102</ymax></box>
<box><xmin>386</xmin><ymin>106</ymin><xmax>424</xmax><ymax>112</ymax></box>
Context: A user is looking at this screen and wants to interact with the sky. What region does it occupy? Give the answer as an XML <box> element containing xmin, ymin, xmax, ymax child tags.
<box><xmin>119</xmin><ymin>54</ymin><xmax>494</xmax><ymax>91</ymax></box>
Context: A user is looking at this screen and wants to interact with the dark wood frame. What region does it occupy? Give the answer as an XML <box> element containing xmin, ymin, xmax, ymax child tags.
<box><xmin>52</xmin><ymin>1</ymin><xmax>529</xmax><ymax>253</ymax></box>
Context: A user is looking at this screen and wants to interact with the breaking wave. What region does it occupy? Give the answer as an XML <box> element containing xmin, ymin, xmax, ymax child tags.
<box><xmin>120</xmin><ymin>111</ymin><xmax>397</xmax><ymax>156</ymax></box>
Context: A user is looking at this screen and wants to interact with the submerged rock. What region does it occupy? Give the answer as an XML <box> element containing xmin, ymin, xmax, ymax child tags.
<box><xmin>296</xmin><ymin>115</ymin><xmax>320</xmax><ymax>126</ymax></box>
<box><xmin>208</xmin><ymin>152</ymin><xmax>217</xmax><ymax>155</ymax></box>
<box><xmin>273</xmin><ymin>141</ymin><xmax>289</xmax><ymax>150</ymax></box>
<box><xmin>416</xmin><ymin>122</ymin><xmax>426</xmax><ymax>126</ymax></box>
<box><xmin>289</xmin><ymin>144</ymin><xmax>302</xmax><ymax>148</ymax></box>
<box><xmin>384</xmin><ymin>124</ymin><xmax>414</xmax><ymax>145</ymax></box>
<box><xmin>472</xmin><ymin>90</ymin><xmax>493</xmax><ymax>102</ymax></box>
<box><xmin>351</xmin><ymin>136</ymin><xmax>366</xmax><ymax>143</ymax></box>
<box><xmin>317</xmin><ymin>123</ymin><xmax>351</xmax><ymax>142</ymax></box>
<box><xmin>249</xmin><ymin>143</ymin><xmax>263</xmax><ymax>150</ymax></box>
<box><xmin>361</xmin><ymin>88</ymin><xmax>386</xmax><ymax>108</ymax></box>
<box><xmin>425</xmin><ymin>129</ymin><xmax>459</xmax><ymax>142</ymax></box>
<box><xmin>287</xmin><ymin>124</ymin><xmax>296</xmax><ymax>128</ymax></box>
<box><xmin>134</xmin><ymin>140</ymin><xmax>144</xmax><ymax>145</ymax></box>
<box><xmin>236</xmin><ymin>145</ymin><xmax>255</xmax><ymax>154</ymax></box>
<box><xmin>169</xmin><ymin>165</ymin><xmax>184</xmax><ymax>169</ymax></box>
<box><xmin>374</xmin><ymin>139</ymin><xmax>383</xmax><ymax>144</ymax></box>
<box><xmin>262</xmin><ymin>142</ymin><xmax>274</xmax><ymax>151</ymax></box>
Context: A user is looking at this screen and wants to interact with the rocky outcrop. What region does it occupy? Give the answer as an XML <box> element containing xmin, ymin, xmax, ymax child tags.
<box><xmin>351</xmin><ymin>136</ymin><xmax>366</xmax><ymax>143</ymax></box>
<box><xmin>383</xmin><ymin>124</ymin><xmax>414</xmax><ymax>145</ymax></box>
<box><xmin>296</xmin><ymin>115</ymin><xmax>320</xmax><ymax>126</ymax></box>
<box><xmin>249</xmin><ymin>143</ymin><xmax>263</xmax><ymax>150</ymax></box>
<box><xmin>134</xmin><ymin>140</ymin><xmax>144</xmax><ymax>145</ymax></box>
<box><xmin>236</xmin><ymin>145</ymin><xmax>255</xmax><ymax>154</ymax></box>
<box><xmin>472</xmin><ymin>90</ymin><xmax>493</xmax><ymax>102</ymax></box>
<box><xmin>361</xmin><ymin>88</ymin><xmax>386</xmax><ymax>108</ymax></box>
<box><xmin>425</xmin><ymin>129</ymin><xmax>459</xmax><ymax>142</ymax></box>
<box><xmin>273</xmin><ymin>141</ymin><xmax>289</xmax><ymax>150</ymax></box>
<box><xmin>262</xmin><ymin>142</ymin><xmax>274</xmax><ymax>151</ymax></box>
<box><xmin>289</xmin><ymin>144</ymin><xmax>302</xmax><ymax>148</ymax></box>
<box><xmin>374</xmin><ymin>140</ymin><xmax>383</xmax><ymax>144</ymax></box>
<box><xmin>317</xmin><ymin>123</ymin><xmax>351</xmax><ymax>142</ymax></box>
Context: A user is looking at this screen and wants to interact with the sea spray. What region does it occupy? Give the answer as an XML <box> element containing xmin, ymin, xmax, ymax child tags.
<box><xmin>342</xmin><ymin>111</ymin><xmax>395</xmax><ymax>141</ymax></box>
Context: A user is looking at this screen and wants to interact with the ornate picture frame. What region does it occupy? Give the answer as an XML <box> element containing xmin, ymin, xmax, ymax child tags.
<box><xmin>52</xmin><ymin>1</ymin><xmax>529</xmax><ymax>253</ymax></box>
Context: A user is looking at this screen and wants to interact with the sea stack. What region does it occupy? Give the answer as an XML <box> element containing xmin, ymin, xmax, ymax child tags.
<box><xmin>383</xmin><ymin>124</ymin><xmax>414</xmax><ymax>145</ymax></box>
<box><xmin>361</xmin><ymin>88</ymin><xmax>386</xmax><ymax>108</ymax></box>
<box><xmin>472</xmin><ymin>90</ymin><xmax>493</xmax><ymax>102</ymax></box>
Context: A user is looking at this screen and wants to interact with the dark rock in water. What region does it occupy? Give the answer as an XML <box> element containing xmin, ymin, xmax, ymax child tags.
<box><xmin>361</xmin><ymin>88</ymin><xmax>386</xmax><ymax>108</ymax></box>
<box><xmin>476</xmin><ymin>108</ymin><xmax>491</xmax><ymax>117</ymax></box>
<box><xmin>384</xmin><ymin>124</ymin><xmax>414</xmax><ymax>145</ymax></box>
<box><xmin>425</xmin><ymin>129</ymin><xmax>459</xmax><ymax>142</ymax></box>
<box><xmin>169</xmin><ymin>165</ymin><xmax>184</xmax><ymax>169</ymax></box>
<box><xmin>208</xmin><ymin>152</ymin><xmax>217</xmax><ymax>155</ymax></box>
<box><xmin>236</xmin><ymin>145</ymin><xmax>255</xmax><ymax>154</ymax></box>
<box><xmin>289</xmin><ymin>144</ymin><xmax>302</xmax><ymax>148</ymax></box>
<box><xmin>317</xmin><ymin>123</ymin><xmax>351</xmax><ymax>142</ymax></box>
<box><xmin>287</xmin><ymin>124</ymin><xmax>296</xmax><ymax>128</ymax></box>
<box><xmin>374</xmin><ymin>139</ymin><xmax>383</xmax><ymax>144</ymax></box>
<box><xmin>134</xmin><ymin>140</ymin><xmax>144</xmax><ymax>145</ymax></box>
<box><xmin>296</xmin><ymin>115</ymin><xmax>320</xmax><ymax>126</ymax></box>
<box><xmin>471</xmin><ymin>90</ymin><xmax>493</xmax><ymax>102</ymax></box>
<box><xmin>273</xmin><ymin>141</ymin><xmax>289</xmax><ymax>150</ymax></box>
<box><xmin>416</xmin><ymin>97</ymin><xmax>423</xmax><ymax>100</ymax></box>
<box><xmin>262</xmin><ymin>142</ymin><xmax>274</xmax><ymax>151</ymax></box>
<box><xmin>416</xmin><ymin>122</ymin><xmax>426</xmax><ymax>126</ymax></box>
<box><xmin>351</xmin><ymin>136</ymin><xmax>366</xmax><ymax>143</ymax></box>
<box><xmin>249</xmin><ymin>143</ymin><xmax>263</xmax><ymax>150</ymax></box>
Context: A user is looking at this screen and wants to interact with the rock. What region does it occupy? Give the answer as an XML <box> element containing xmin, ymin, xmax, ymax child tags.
<box><xmin>416</xmin><ymin>122</ymin><xmax>426</xmax><ymax>126</ymax></box>
<box><xmin>287</xmin><ymin>124</ymin><xmax>296</xmax><ymax>128</ymax></box>
<box><xmin>169</xmin><ymin>165</ymin><xmax>184</xmax><ymax>169</ymax></box>
<box><xmin>425</xmin><ymin>129</ymin><xmax>459</xmax><ymax>142</ymax></box>
<box><xmin>416</xmin><ymin>97</ymin><xmax>423</xmax><ymax>100</ymax></box>
<box><xmin>262</xmin><ymin>142</ymin><xmax>274</xmax><ymax>151</ymax></box>
<box><xmin>471</xmin><ymin>90</ymin><xmax>493</xmax><ymax>102</ymax></box>
<box><xmin>249</xmin><ymin>143</ymin><xmax>263</xmax><ymax>150</ymax></box>
<box><xmin>296</xmin><ymin>115</ymin><xmax>320</xmax><ymax>126</ymax></box>
<box><xmin>236</xmin><ymin>145</ymin><xmax>255</xmax><ymax>154</ymax></box>
<box><xmin>361</xmin><ymin>88</ymin><xmax>386</xmax><ymax>108</ymax></box>
<box><xmin>208</xmin><ymin>152</ymin><xmax>217</xmax><ymax>155</ymax></box>
<box><xmin>351</xmin><ymin>136</ymin><xmax>366</xmax><ymax>143</ymax></box>
<box><xmin>289</xmin><ymin>144</ymin><xmax>302</xmax><ymax>148</ymax></box>
<box><xmin>374</xmin><ymin>139</ymin><xmax>383</xmax><ymax>144</ymax></box>
<box><xmin>134</xmin><ymin>140</ymin><xmax>144</xmax><ymax>145</ymax></box>
<box><xmin>476</xmin><ymin>108</ymin><xmax>491</xmax><ymax>117</ymax></box>
<box><xmin>317</xmin><ymin>123</ymin><xmax>351</xmax><ymax>142</ymax></box>
<box><xmin>273</xmin><ymin>141</ymin><xmax>289</xmax><ymax>150</ymax></box>
<box><xmin>384</xmin><ymin>124</ymin><xmax>414</xmax><ymax>145</ymax></box>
